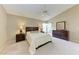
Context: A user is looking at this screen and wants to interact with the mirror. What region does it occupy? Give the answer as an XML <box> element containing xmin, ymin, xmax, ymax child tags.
<box><xmin>56</xmin><ymin>21</ymin><xmax>66</xmax><ymax>30</ymax></box>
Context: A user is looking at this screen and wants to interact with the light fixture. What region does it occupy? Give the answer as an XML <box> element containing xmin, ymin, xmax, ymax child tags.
<box><xmin>19</xmin><ymin>23</ymin><xmax>25</xmax><ymax>34</ymax></box>
<box><xmin>42</xmin><ymin>11</ymin><xmax>48</xmax><ymax>17</ymax></box>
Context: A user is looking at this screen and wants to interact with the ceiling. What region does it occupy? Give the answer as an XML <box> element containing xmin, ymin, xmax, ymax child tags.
<box><xmin>3</xmin><ymin>4</ymin><xmax>75</xmax><ymax>21</ymax></box>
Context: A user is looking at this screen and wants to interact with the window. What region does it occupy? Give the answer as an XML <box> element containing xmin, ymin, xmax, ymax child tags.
<box><xmin>42</xmin><ymin>23</ymin><xmax>52</xmax><ymax>36</ymax></box>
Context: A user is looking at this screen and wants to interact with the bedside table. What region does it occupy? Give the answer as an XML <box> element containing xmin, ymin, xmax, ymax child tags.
<box><xmin>16</xmin><ymin>34</ymin><xmax>25</xmax><ymax>42</ymax></box>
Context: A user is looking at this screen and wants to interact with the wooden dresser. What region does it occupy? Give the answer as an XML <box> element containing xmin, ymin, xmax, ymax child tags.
<box><xmin>16</xmin><ymin>34</ymin><xmax>25</xmax><ymax>42</ymax></box>
<box><xmin>52</xmin><ymin>30</ymin><xmax>69</xmax><ymax>41</ymax></box>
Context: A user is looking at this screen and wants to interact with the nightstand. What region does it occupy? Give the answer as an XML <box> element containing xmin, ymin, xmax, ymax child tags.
<box><xmin>16</xmin><ymin>33</ymin><xmax>25</xmax><ymax>42</ymax></box>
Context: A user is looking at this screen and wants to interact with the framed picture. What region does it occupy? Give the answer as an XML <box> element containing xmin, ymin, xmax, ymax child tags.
<box><xmin>56</xmin><ymin>21</ymin><xmax>66</xmax><ymax>30</ymax></box>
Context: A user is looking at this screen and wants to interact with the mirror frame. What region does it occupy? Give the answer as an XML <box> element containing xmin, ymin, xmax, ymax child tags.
<box><xmin>56</xmin><ymin>21</ymin><xmax>66</xmax><ymax>30</ymax></box>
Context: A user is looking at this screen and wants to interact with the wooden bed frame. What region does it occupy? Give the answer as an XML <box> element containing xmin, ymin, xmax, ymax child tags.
<box><xmin>26</xmin><ymin>27</ymin><xmax>39</xmax><ymax>32</ymax></box>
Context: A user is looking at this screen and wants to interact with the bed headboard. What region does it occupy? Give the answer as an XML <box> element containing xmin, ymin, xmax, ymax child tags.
<box><xmin>26</xmin><ymin>27</ymin><xmax>39</xmax><ymax>32</ymax></box>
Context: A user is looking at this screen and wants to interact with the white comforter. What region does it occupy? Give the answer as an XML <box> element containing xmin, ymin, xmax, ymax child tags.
<box><xmin>1</xmin><ymin>37</ymin><xmax>79</xmax><ymax>55</ymax></box>
<box><xmin>26</xmin><ymin>32</ymin><xmax>52</xmax><ymax>48</ymax></box>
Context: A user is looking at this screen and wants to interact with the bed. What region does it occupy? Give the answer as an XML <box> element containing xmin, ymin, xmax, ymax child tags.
<box><xmin>1</xmin><ymin>27</ymin><xmax>79</xmax><ymax>55</ymax></box>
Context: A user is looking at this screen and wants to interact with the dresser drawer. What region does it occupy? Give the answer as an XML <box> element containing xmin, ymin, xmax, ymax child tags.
<box><xmin>53</xmin><ymin>30</ymin><xmax>69</xmax><ymax>41</ymax></box>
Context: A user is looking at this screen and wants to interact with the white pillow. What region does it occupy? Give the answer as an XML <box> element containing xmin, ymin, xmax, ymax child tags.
<box><xmin>26</xmin><ymin>32</ymin><xmax>52</xmax><ymax>54</ymax></box>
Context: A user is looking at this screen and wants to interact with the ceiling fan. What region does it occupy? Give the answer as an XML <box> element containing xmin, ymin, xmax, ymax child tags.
<box><xmin>41</xmin><ymin>5</ymin><xmax>49</xmax><ymax>17</ymax></box>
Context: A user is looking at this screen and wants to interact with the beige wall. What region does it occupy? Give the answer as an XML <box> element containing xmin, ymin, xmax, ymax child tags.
<box><xmin>48</xmin><ymin>5</ymin><xmax>79</xmax><ymax>43</ymax></box>
<box><xmin>0</xmin><ymin>5</ymin><xmax>7</xmax><ymax>50</ymax></box>
<box><xmin>7</xmin><ymin>14</ymin><xmax>43</xmax><ymax>44</ymax></box>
